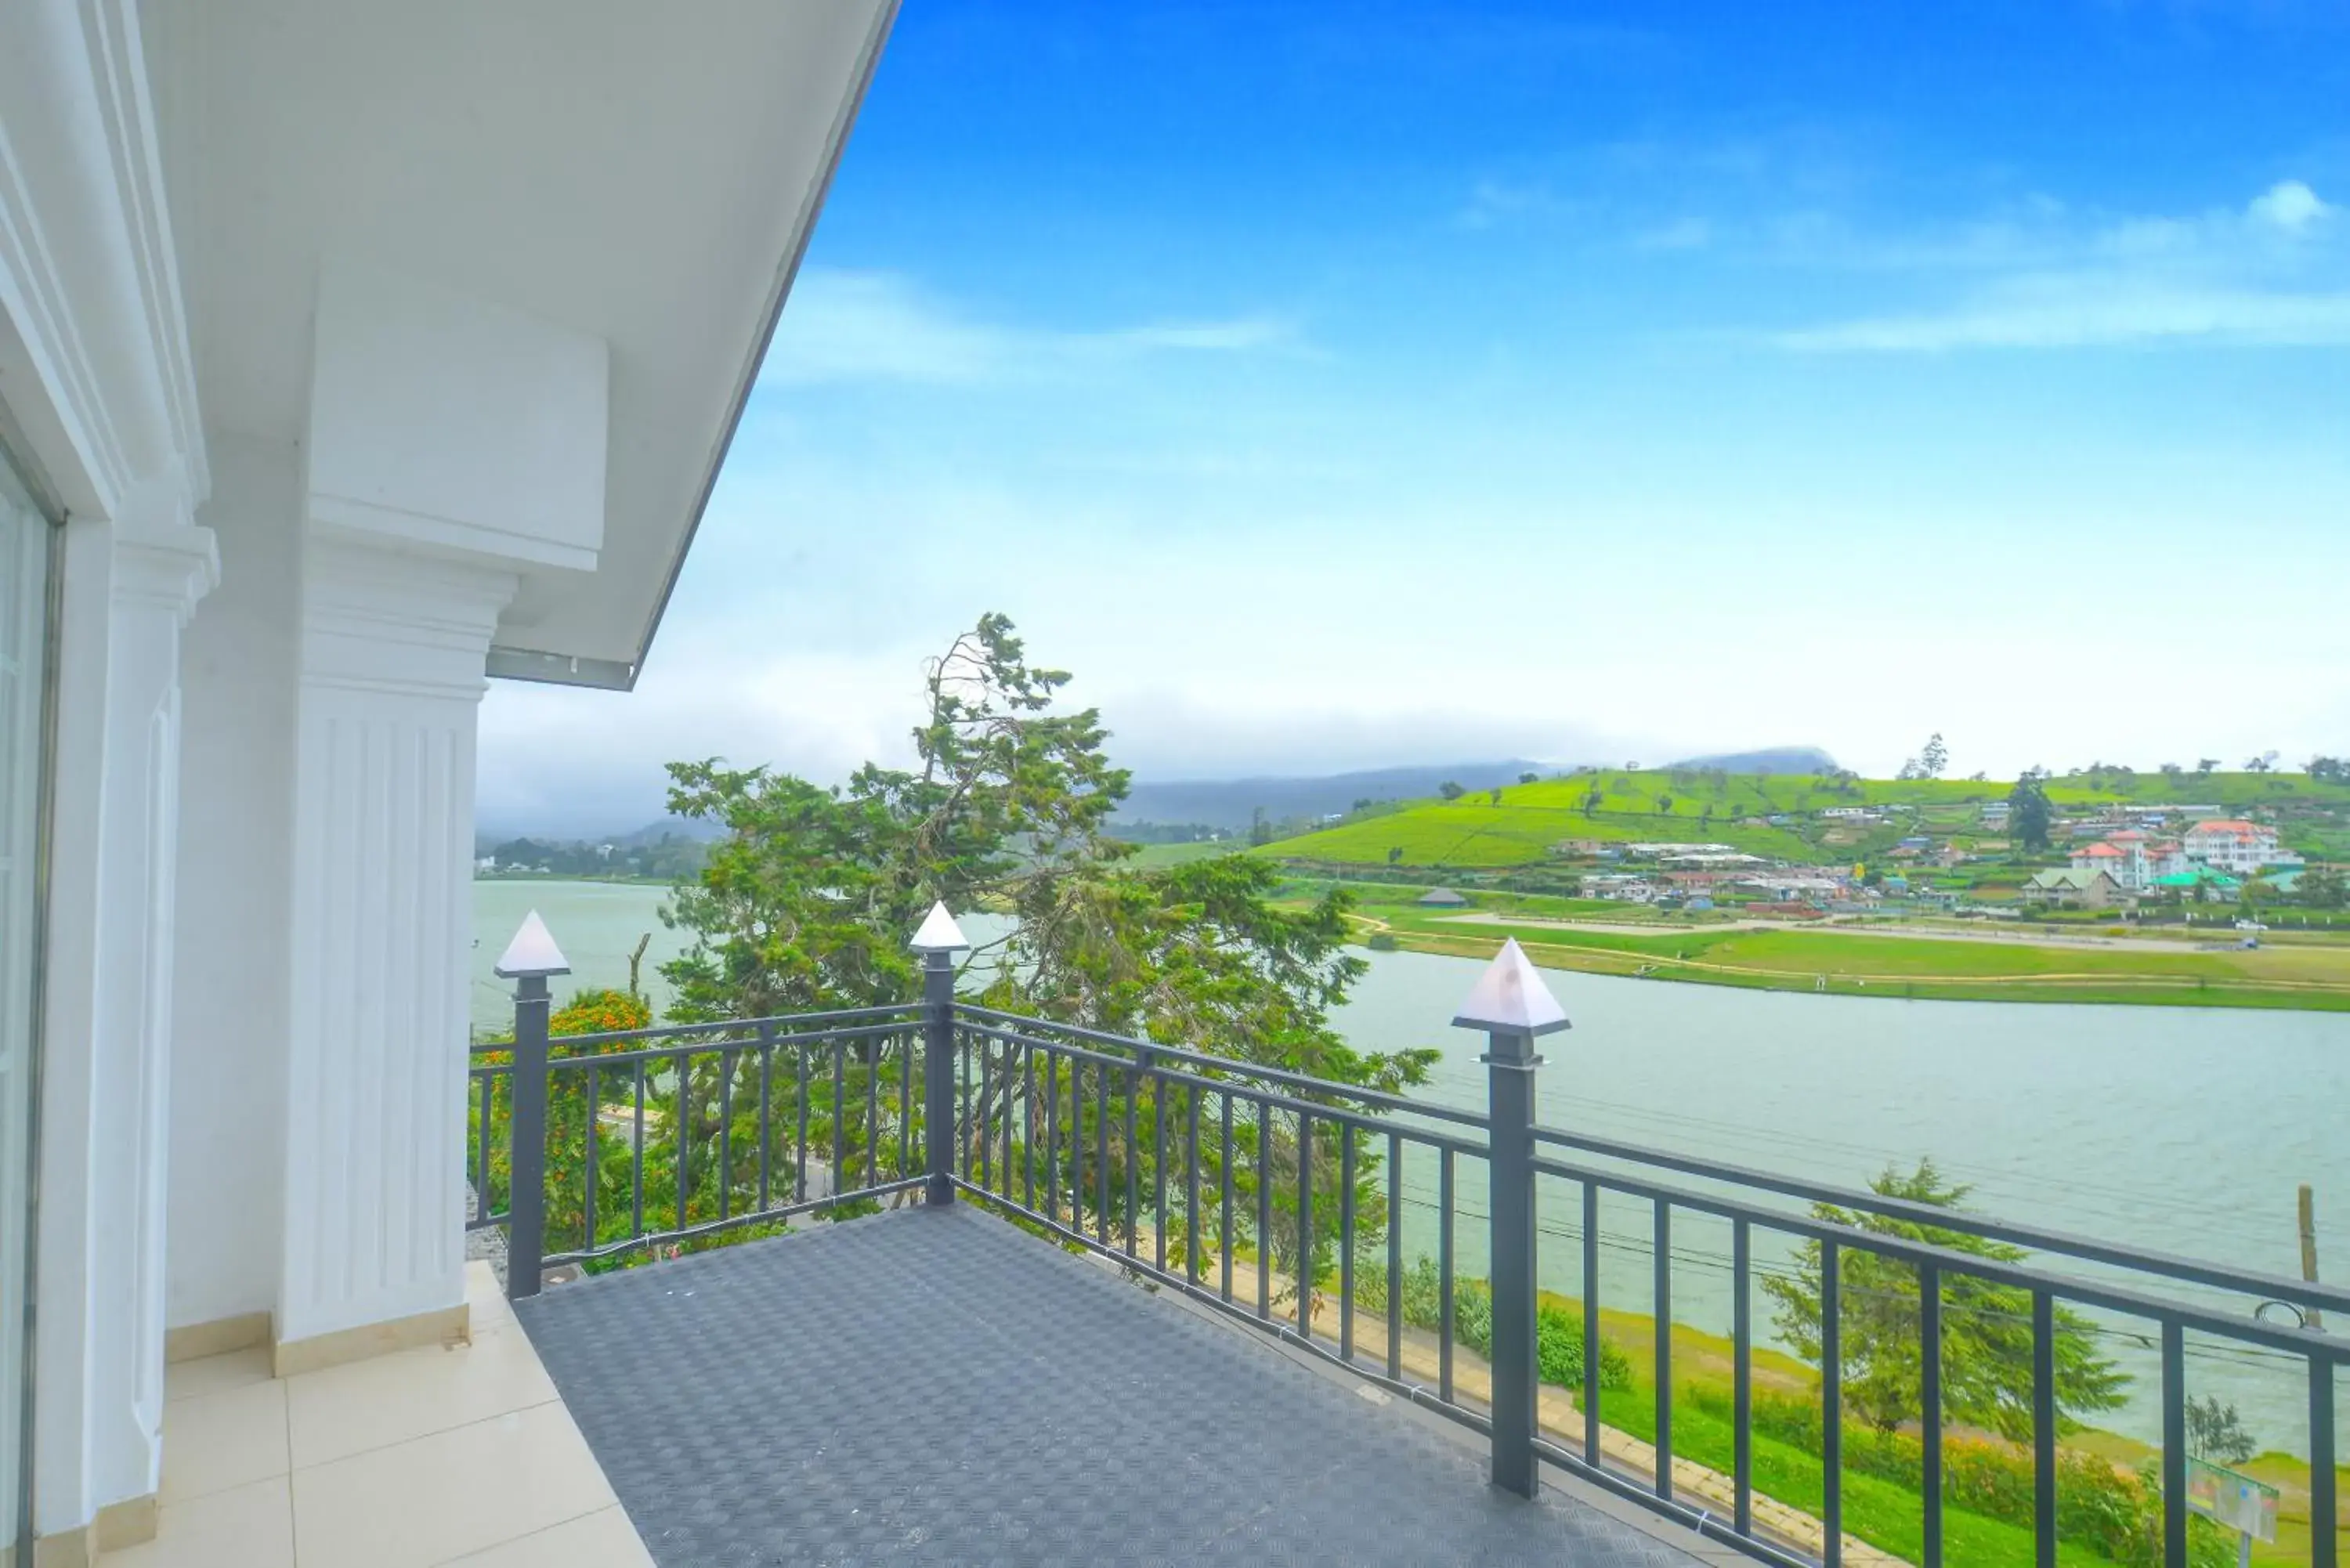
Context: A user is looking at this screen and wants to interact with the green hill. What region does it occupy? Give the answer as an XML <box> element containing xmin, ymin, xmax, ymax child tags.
<box><xmin>1256</xmin><ymin>768</ymin><xmax>2350</xmax><ymax>872</ymax></box>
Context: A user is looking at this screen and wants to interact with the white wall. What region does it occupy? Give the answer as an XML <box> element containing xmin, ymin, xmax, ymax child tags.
<box><xmin>165</xmin><ymin>433</ymin><xmax>299</xmax><ymax>1329</ymax></box>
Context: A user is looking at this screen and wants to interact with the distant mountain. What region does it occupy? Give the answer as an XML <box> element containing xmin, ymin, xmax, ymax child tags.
<box><xmin>612</xmin><ymin>817</ymin><xmax>730</xmax><ymax>847</ymax></box>
<box><xmin>1113</xmin><ymin>761</ymin><xmax>1555</xmax><ymax>833</ymax></box>
<box><xmin>1668</xmin><ymin>746</ymin><xmax>1838</xmax><ymax>777</ymax></box>
<box><xmin>476</xmin><ymin>816</ymin><xmax>729</xmax><ymax>854</ymax></box>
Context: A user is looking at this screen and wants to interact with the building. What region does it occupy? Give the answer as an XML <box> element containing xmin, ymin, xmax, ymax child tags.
<box><xmin>2150</xmin><ymin>869</ymin><xmax>2243</xmax><ymax>901</ymax></box>
<box><xmin>2068</xmin><ymin>838</ymin><xmax>2141</xmax><ymax>888</ymax></box>
<box><xmin>2070</xmin><ymin>828</ymin><xmax>2207</xmax><ymax>891</ymax></box>
<box><xmin>4</xmin><ymin>12</ymin><xmax>2326</xmax><ymax>1568</ymax></box>
<box><xmin>2025</xmin><ymin>869</ymin><xmax>2126</xmax><ymax>909</ymax></box>
<box><xmin>2183</xmin><ymin>818</ymin><xmax>2302</xmax><ymax>876</ymax></box>
<box><xmin>0</xmin><ymin>5</ymin><xmax>896</xmax><ymax>1559</ymax></box>
<box><xmin>1417</xmin><ymin>887</ymin><xmax>1470</xmax><ymax>907</ymax></box>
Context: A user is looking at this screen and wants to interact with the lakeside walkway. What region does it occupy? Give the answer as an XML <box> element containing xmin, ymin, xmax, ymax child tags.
<box><xmin>515</xmin><ymin>1205</ymin><xmax>1714</xmax><ymax>1566</ymax></box>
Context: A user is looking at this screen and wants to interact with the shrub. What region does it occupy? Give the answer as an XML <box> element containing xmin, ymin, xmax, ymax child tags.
<box><xmin>1689</xmin><ymin>1387</ymin><xmax>2234</xmax><ymax>1567</ymax></box>
<box><xmin>1368</xmin><ymin>1255</ymin><xmax>1631</xmax><ymax>1393</ymax></box>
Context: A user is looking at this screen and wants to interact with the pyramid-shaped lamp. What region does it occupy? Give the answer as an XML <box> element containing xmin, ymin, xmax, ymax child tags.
<box><xmin>909</xmin><ymin>901</ymin><xmax>970</xmax><ymax>955</ymax></box>
<box><xmin>494</xmin><ymin>909</ymin><xmax>571</xmax><ymax>979</ymax></box>
<box><xmin>1452</xmin><ymin>938</ymin><xmax>1570</xmax><ymax>1042</ymax></box>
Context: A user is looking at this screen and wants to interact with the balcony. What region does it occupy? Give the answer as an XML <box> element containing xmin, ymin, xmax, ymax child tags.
<box><xmin>127</xmin><ymin>916</ymin><xmax>2345</xmax><ymax>1568</ymax></box>
<box><xmin>515</xmin><ymin>1203</ymin><xmax>1705</xmax><ymax>1566</ymax></box>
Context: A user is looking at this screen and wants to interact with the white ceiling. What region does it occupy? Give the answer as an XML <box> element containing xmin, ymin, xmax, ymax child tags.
<box><xmin>140</xmin><ymin>0</ymin><xmax>895</xmax><ymax>685</ymax></box>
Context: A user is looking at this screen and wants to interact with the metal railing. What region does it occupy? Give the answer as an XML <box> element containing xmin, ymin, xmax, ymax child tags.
<box><xmin>475</xmin><ymin>929</ymin><xmax>2345</xmax><ymax>1568</ymax></box>
<box><xmin>467</xmin><ymin>996</ymin><xmax>930</xmax><ymax>1277</ymax></box>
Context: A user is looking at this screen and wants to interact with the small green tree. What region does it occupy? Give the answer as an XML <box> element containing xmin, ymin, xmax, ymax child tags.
<box><xmin>1440</xmin><ymin>781</ymin><xmax>1466</xmax><ymax>801</ymax></box>
<box><xmin>1763</xmin><ymin>1160</ymin><xmax>2128</xmax><ymax>1440</ymax></box>
<box><xmin>2185</xmin><ymin>1396</ymin><xmax>2258</xmax><ymax>1465</ymax></box>
<box><xmin>2008</xmin><ymin>770</ymin><xmax>2054</xmax><ymax>852</ymax></box>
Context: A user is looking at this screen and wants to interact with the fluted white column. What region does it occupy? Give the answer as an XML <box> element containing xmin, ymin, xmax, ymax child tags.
<box><xmin>273</xmin><ymin>536</ymin><xmax>515</xmax><ymax>1360</ymax></box>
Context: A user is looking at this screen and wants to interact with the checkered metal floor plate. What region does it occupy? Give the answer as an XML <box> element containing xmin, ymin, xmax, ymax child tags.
<box><xmin>516</xmin><ymin>1204</ymin><xmax>1704</xmax><ymax>1566</ymax></box>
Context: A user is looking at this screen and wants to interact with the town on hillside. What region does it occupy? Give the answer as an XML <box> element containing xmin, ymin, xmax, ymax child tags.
<box><xmin>1170</xmin><ymin>746</ymin><xmax>2350</xmax><ymax>931</ymax></box>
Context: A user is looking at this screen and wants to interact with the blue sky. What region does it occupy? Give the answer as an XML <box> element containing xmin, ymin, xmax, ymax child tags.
<box><xmin>479</xmin><ymin>0</ymin><xmax>2350</xmax><ymax>833</ymax></box>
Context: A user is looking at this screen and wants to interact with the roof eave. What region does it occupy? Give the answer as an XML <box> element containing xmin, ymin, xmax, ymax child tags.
<box><xmin>483</xmin><ymin>0</ymin><xmax>902</xmax><ymax>694</ymax></box>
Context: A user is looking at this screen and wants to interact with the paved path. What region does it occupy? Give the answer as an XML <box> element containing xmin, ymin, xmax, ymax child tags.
<box><xmin>517</xmin><ymin>1205</ymin><xmax>1708</xmax><ymax>1567</ymax></box>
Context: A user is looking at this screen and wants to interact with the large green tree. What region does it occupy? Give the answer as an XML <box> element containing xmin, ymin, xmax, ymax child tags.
<box><xmin>657</xmin><ymin>613</ymin><xmax>1435</xmax><ymax>1285</ymax></box>
<box><xmin>1762</xmin><ymin>1159</ymin><xmax>2128</xmax><ymax>1440</ymax></box>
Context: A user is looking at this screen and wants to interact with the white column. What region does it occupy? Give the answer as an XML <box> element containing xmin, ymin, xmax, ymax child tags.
<box><xmin>273</xmin><ymin>535</ymin><xmax>515</xmax><ymax>1359</ymax></box>
<box><xmin>36</xmin><ymin>499</ymin><xmax>215</xmax><ymax>1534</ymax></box>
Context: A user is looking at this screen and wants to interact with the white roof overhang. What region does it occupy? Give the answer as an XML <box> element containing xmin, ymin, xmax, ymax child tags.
<box><xmin>139</xmin><ymin>0</ymin><xmax>897</xmax><ymax>688</ymax></box>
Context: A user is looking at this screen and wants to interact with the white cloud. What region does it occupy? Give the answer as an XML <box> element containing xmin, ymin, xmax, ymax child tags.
<box><xmin>759</xmin><ymin>269</ymin><xmax>1294</xmax><ymax>385</ymax></box>
<box><xmin>1776</xmin><ymin>180</ymin><xmax>2350</xmax><ymax>351</ymax></box>
<box><xmin>2249</xmin><ymin>179</ymin><xmax>2330</xmax><ymax>233</ymax></box>
<box><xmin>1777</xmin><ymin>277</ymin><xmax>2350</xmax><ymax>351</ymax></box>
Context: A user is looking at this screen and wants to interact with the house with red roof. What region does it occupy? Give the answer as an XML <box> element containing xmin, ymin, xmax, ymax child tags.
<box><xmin>2183</xmin><ymin>818</ymin><xmax>2303</xmax><ymax>876</ymax></box>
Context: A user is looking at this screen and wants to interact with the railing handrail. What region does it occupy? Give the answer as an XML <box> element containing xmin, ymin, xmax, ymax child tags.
<box><xmin>958</xmin><ymin>1014</ymin><xmax>1490</xmax><ymax>1158</ymax></box>
<box><xmin>1531</xmin><ymin>1150</ymin><xmax>2343</xmax><ymax>1360</ymax></box>
<box><xmin>955</xmin><ymin>1003</ymin><xmax>1491</xmax><ymax>1130</ymax></box>
<box><xmin>467</xmin><ymin>1001</ymin><xmax>924</xmax><ymax>1057</ymax></box>
<box><xmin>1535</xmin><ymin>1122</ymin><xmax>2350</xmax><ymax>1320</ymax></box>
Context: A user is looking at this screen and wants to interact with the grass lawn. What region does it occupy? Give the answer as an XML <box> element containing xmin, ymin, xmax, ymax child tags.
<box><xmin>1587</xmin><ymin>1382</ymin><xmax>2113</xmax><ymax>1568</ymax></box>
<box><xmin>1569</xmin><ymin>1306</ymin><xmax>2345</xmax><ymax>1566</ymax></box>
<box><xmin>1347</xmin><ymin>908</ymin><xmax>2350</xmax><ymax>1010</ymax></box>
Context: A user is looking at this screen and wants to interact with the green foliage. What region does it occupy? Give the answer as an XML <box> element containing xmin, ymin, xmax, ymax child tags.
<box><xmin>1761</xmin><ymin>1159</ymin><xmax>2128</xmax><ymax>1440</ymax></box>
<box><xmin>2008</xmin><ymin>769</ymin><xmax>2055</xmax><ymax>852</ymax></box>
<box><xmin>2185</xmin><ymin>1395</ymin><xmax>2258</xmax><ymax>1464</ymax></box>
<box><xmin>1687</xmin><ymin>1387</ymin><xmax>2234</xmax><ymax>1568</ymax></box>
<box><xmin>654</xmin><ymin>614</ymin><xmax>1432</xmax><ymax>1281</ymax></box>
<box><xmin>1358</xmin><ymin>1255</ymin><xmax>1632</xmax><ymax>1393</ymax></box>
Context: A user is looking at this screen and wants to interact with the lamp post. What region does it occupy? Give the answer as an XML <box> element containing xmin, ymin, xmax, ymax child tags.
<box><xmin>1453</xmin><ymin>938</ymin><xmax>1571</xmax><ymax>1498</ymax></box>
<box><xmin>910</xmin><ymin>901</ymin><xmax>970</xmax><ymax>1206</ymax></box>
<box><xmin>495</xmin><ymin>910</ymin><xmax>569</xmax><ymax>1301</ymax></box>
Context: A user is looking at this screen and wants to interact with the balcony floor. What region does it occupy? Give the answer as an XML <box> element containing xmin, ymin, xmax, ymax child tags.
<box><xmin>515</xmin><ymin>1204</ymin><xmax>1707</xmax><ymax>1566</ymax></box>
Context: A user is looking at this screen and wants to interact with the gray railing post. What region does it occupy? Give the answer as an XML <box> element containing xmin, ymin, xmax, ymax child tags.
<box><xmin>1454</xmin><ymin>938</ymin><xmax>1571</xmax><ymax>1499</ymax></box>
<box><xmin>911</xmin><ymin>901</ymin><xmax>971</xmax><ymax>1207</ymax></box>
<box><xmin>494</xmin><ymin>911</ymin><xmax>570</xmax><ymax>1302</ymax></box>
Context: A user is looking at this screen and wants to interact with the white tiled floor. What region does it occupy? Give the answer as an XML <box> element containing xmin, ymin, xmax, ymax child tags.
<box><xmin>110</xmin><ymin>1264</ymin><xmax>652</xmax><ymax>1568</ymax></box>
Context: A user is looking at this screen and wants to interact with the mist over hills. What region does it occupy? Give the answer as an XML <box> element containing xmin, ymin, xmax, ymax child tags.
<box><xmin>1666</xmin><ymin>746</ymin><xmax>1838</xmax><ymax>776</ymax></box>
<box><xmin>486</xmin><ymin>748</ymin><xmax>1840</xmax><ymax>844</ymax></box>
<box><xmin>1111</xmin><ymin>761</ymin><xmax>1552</xmax><ymax>833</ymax></box>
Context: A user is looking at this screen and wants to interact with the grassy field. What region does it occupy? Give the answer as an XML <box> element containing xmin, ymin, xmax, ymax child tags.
<box><xmin>1520</xmin><ymin>1291</ymin><xmax>2341</xmax><ymax>1567</ymax></box>
<box><xmin>1258</xmin><ymin>768</ymin><xmax>2350</xmax><ymax>871</ymax></box>
<box><xmin>1331</xmin><ymin>891</ymin><xmax>2350</xmax><ymax>1010</ymax></box>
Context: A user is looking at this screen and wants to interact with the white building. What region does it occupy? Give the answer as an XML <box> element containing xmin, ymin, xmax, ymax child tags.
<box><xmin>0</xmin><ymin>4</ymin><xmax>893</xmax><ymax>1561</ymax></box>
<box><xmin>2183</xmin><ymin>818</ymin><xmax>2301</xmax><ymax>876</ymax></box>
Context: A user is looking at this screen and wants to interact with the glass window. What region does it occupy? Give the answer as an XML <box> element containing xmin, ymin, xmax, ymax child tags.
<box><xmin>0</xmin><ymin>446</ymin><xmax>52</xmax><ymax>1557</ymax></box>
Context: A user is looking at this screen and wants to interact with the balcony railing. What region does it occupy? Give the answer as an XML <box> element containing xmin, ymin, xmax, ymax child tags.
<box><xmin>471</xmin><ymin>916</ymin><xmax>2345</xmax><ymax>1568</ymax></box>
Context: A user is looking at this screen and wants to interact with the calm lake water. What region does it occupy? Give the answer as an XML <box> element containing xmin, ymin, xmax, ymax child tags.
<box><xmin>475</xmin><ymin>880</ymin><xmax>2347</xmax><ymax>1453</ymax></box>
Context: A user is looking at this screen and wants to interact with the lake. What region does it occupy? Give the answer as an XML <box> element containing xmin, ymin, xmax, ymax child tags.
<box><xmin>475</xmin><ymin>879</ymin><xmax>2348</xmax><ymax>1453</ymax></box>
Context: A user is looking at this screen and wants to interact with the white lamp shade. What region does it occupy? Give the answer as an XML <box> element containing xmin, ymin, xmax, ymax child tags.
<box><xmin>909</xmin><ymin>900</ymin><xmax>970</xmax><ymax>954</ymax></box>
<box><xmin>1451</xmin><ymin>938</ymin><xmax>1570</xmax><ymax>1035</ymax></box>
<box><xmin>494</xmin><ymin>909</ymin><xmax>572</xmax><ymax>978</ymax></box>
